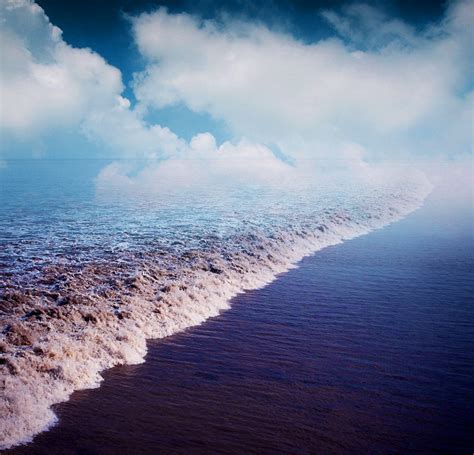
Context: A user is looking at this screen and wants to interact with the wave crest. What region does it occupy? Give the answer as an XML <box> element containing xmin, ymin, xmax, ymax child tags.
<box><xmin>0</xmin><ymin>176</ymin><xmax>432</xmax><ymax>450</ymax></box>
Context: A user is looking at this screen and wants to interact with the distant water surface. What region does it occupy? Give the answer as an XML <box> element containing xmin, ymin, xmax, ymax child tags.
<box><xmin>5</xmin><ymin>179</ymin><xmax>473</xmax><ymax>454</ymax></box>
<box><xmin>1</xmin><ymin>158</ymin><xmax>429</xmax><ymax>452</ymax></box>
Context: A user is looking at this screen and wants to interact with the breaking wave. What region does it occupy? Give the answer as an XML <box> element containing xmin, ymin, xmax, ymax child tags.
<box><xmin>0</xmin><ymin>174</ymin><xmax>431</xmax><ymax>450</ymax></box>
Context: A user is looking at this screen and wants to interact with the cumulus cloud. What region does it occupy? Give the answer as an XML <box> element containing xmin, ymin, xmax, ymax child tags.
<box><xmin>94</xmin><ymin>134</ymin><xmax>424</xmax><ymax>201</ymax></box>
<box><xmin>0</xmin><ymin>0</ymin><xmax>293</xmax><ymax>175</ymax></box>
<box><xmin>1</xmin><ymin>0</ymin><xmax>472</xmax><ymax>192</ymax></box>
<box><xmin>0</xmin><ymin>0</ymin><xmax>305</xmax><ymax>187</ymax></box>
<box><xmin>95</xmin><ymin>133</ymin><xmax>301</xmax><ymax>195</ymax></box>
<box><xmin>0</xmin><ymin>0</ymin><xmax>192</xmax><ymax>161</ymax></box>
<box><xmin>0</xmin><ymin>0</ymin><xmax>123</xmax><ymax>135</ymax></box>
<box><xmin>81</xmin><ymin>98</ymin><xmax>188</xmax><ymax>159</ymax></box>
<box><xmin>131</xmin><ymin>1</ymin><xmax>473</xmax><ymax>161</ymax></box>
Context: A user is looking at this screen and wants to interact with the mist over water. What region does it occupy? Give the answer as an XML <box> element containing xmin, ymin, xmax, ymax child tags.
<box><xmin>2</xmin><ymin>166</ymin><xmax>472</xmax><ymax>454</ymax></box>
<box><xmin>0</xmin><ymin>159</ymin><xmax>432</xmax><ymax>449</ymax></box>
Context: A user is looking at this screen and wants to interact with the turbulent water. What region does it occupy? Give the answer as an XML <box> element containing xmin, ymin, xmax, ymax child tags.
<box><xmin>0</xmin><ymin>160</ymin><xmax>431</xmax><ymax>450</ymax></box>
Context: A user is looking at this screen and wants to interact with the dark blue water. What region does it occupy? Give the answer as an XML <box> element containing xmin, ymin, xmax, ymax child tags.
<box><xmin>7</xmin><ymin>189</ymin><xmax>474</xmax><ymax>454</ymax></box>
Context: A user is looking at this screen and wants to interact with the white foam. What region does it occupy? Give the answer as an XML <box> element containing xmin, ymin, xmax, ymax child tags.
<box><xmin>0</xmin><ymin>177</ymin><xmax>432</xmax><ymax>450</ymax></box>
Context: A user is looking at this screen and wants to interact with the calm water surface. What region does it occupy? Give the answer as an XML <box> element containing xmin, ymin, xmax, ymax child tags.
<box><xmin>7</xmin><ymin>188</ymin><xmax>474</xmax><ymax>455</ymax></box>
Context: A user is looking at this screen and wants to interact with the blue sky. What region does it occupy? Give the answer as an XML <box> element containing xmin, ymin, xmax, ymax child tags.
<box><xmin>34</xmin><ymin>0</ymin><xmax>447</xmax><ymax>87</ymax></box>
<box><xmin>0</xmin><ymin>0</ymin><xmax>472</xmax><ymax>187</ymax></box>
<box><xmin>30</xmin><ymin>0</ymin><xmax>458</xmax><ymax>144</ymax></box>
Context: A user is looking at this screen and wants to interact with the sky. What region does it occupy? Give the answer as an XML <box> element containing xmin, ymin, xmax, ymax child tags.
<box><xmin>0</xmin><ymin>0</ymin><xmax>472</xmax><ymax>189</ymax></box>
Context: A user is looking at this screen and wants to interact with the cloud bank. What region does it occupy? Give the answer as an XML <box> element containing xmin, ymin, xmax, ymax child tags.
<box><xmin>0</xmin><ymin>0</ymin><xmax>472</xmax><ymax>188</ymax></box>
<box><xmin>131</xmin><ymin>1</ymin><xmax>472</xmax><ymax>162</ymax></box>
<box><xmin>0</xmin><ymin>0</ymin><xmax>186</xmax><ymax>159</ymax></box>
<box><xmin>0</xmin><ymin>1</ymin><xmax>122</xmax><ymax>135</ymax></box>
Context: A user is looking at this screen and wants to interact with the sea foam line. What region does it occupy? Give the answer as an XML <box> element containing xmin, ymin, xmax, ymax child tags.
<box><xmin>0</xmin><ymin>180</ymin><xmax>432</xmax><ymax>450</ymax></box>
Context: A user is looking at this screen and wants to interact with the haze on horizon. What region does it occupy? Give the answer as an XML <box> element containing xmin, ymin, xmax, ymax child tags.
<box><xmin>0</xmin><ymin>0</ymin><xmax>472</xmax><ymax>196</ymax></box>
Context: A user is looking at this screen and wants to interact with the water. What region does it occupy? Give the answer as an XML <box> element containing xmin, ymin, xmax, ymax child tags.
<box><xmin>0</xmin><ymin>159</ymin><xmax>462</xmax><ymax>451</ymax></box>
<box><xmin>4</xmin><ymin>183</ymin><xmax>472</xmax><ymax>454</ymax></box>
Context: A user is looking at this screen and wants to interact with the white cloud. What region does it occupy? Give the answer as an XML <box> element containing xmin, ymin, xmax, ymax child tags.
<box><xmin>321</xmin><ymin>4</ymin><xmax>419</xmax><ymax>48</ymax></box>
<box><xmin>81</xmin><ymin>98</ymin><xmax>188</xmax><ymax>159</ymax></box>
<box><xmin>0</xmin><ymin>0</ymin><xmax>123</xmax><ymax>136</ymax></box>
<box><xmin>131</xmin><ymin>1</ymin><xmax>473</xmax><ymax>161</ymax></box>
<box><xmin>1</xmin><ymin>0</ymin><xmax>471</xmax><ymax>190</ymax></box>
<box><xmin>94</xmin><ymin>134</ymin><xmax>426</xmax><ymax>199</ymax></box>
<box><xmin>0</xmin><ymin>0</ymin><xmax>206</xmax><ymax>162</ymax></box>
<box><xmin>95</xmin><ymin>133</ymin><xmax>300</xmax><ymax>194</ymax></box>
<box><xmin>0</xmin><ymin>0</ymin><xmax>292</xmax><ymax>173</ymax></box>
<box><xmin>0</xmin><ymin>0</ymin><xmax>309</xmax><ymax>185</ymax></box>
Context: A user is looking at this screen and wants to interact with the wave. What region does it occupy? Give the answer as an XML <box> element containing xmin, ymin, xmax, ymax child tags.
<box><xmin>0</xmin><ymin>177</ymin><xmax>432</xmax><ymax>450</ymax></box>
